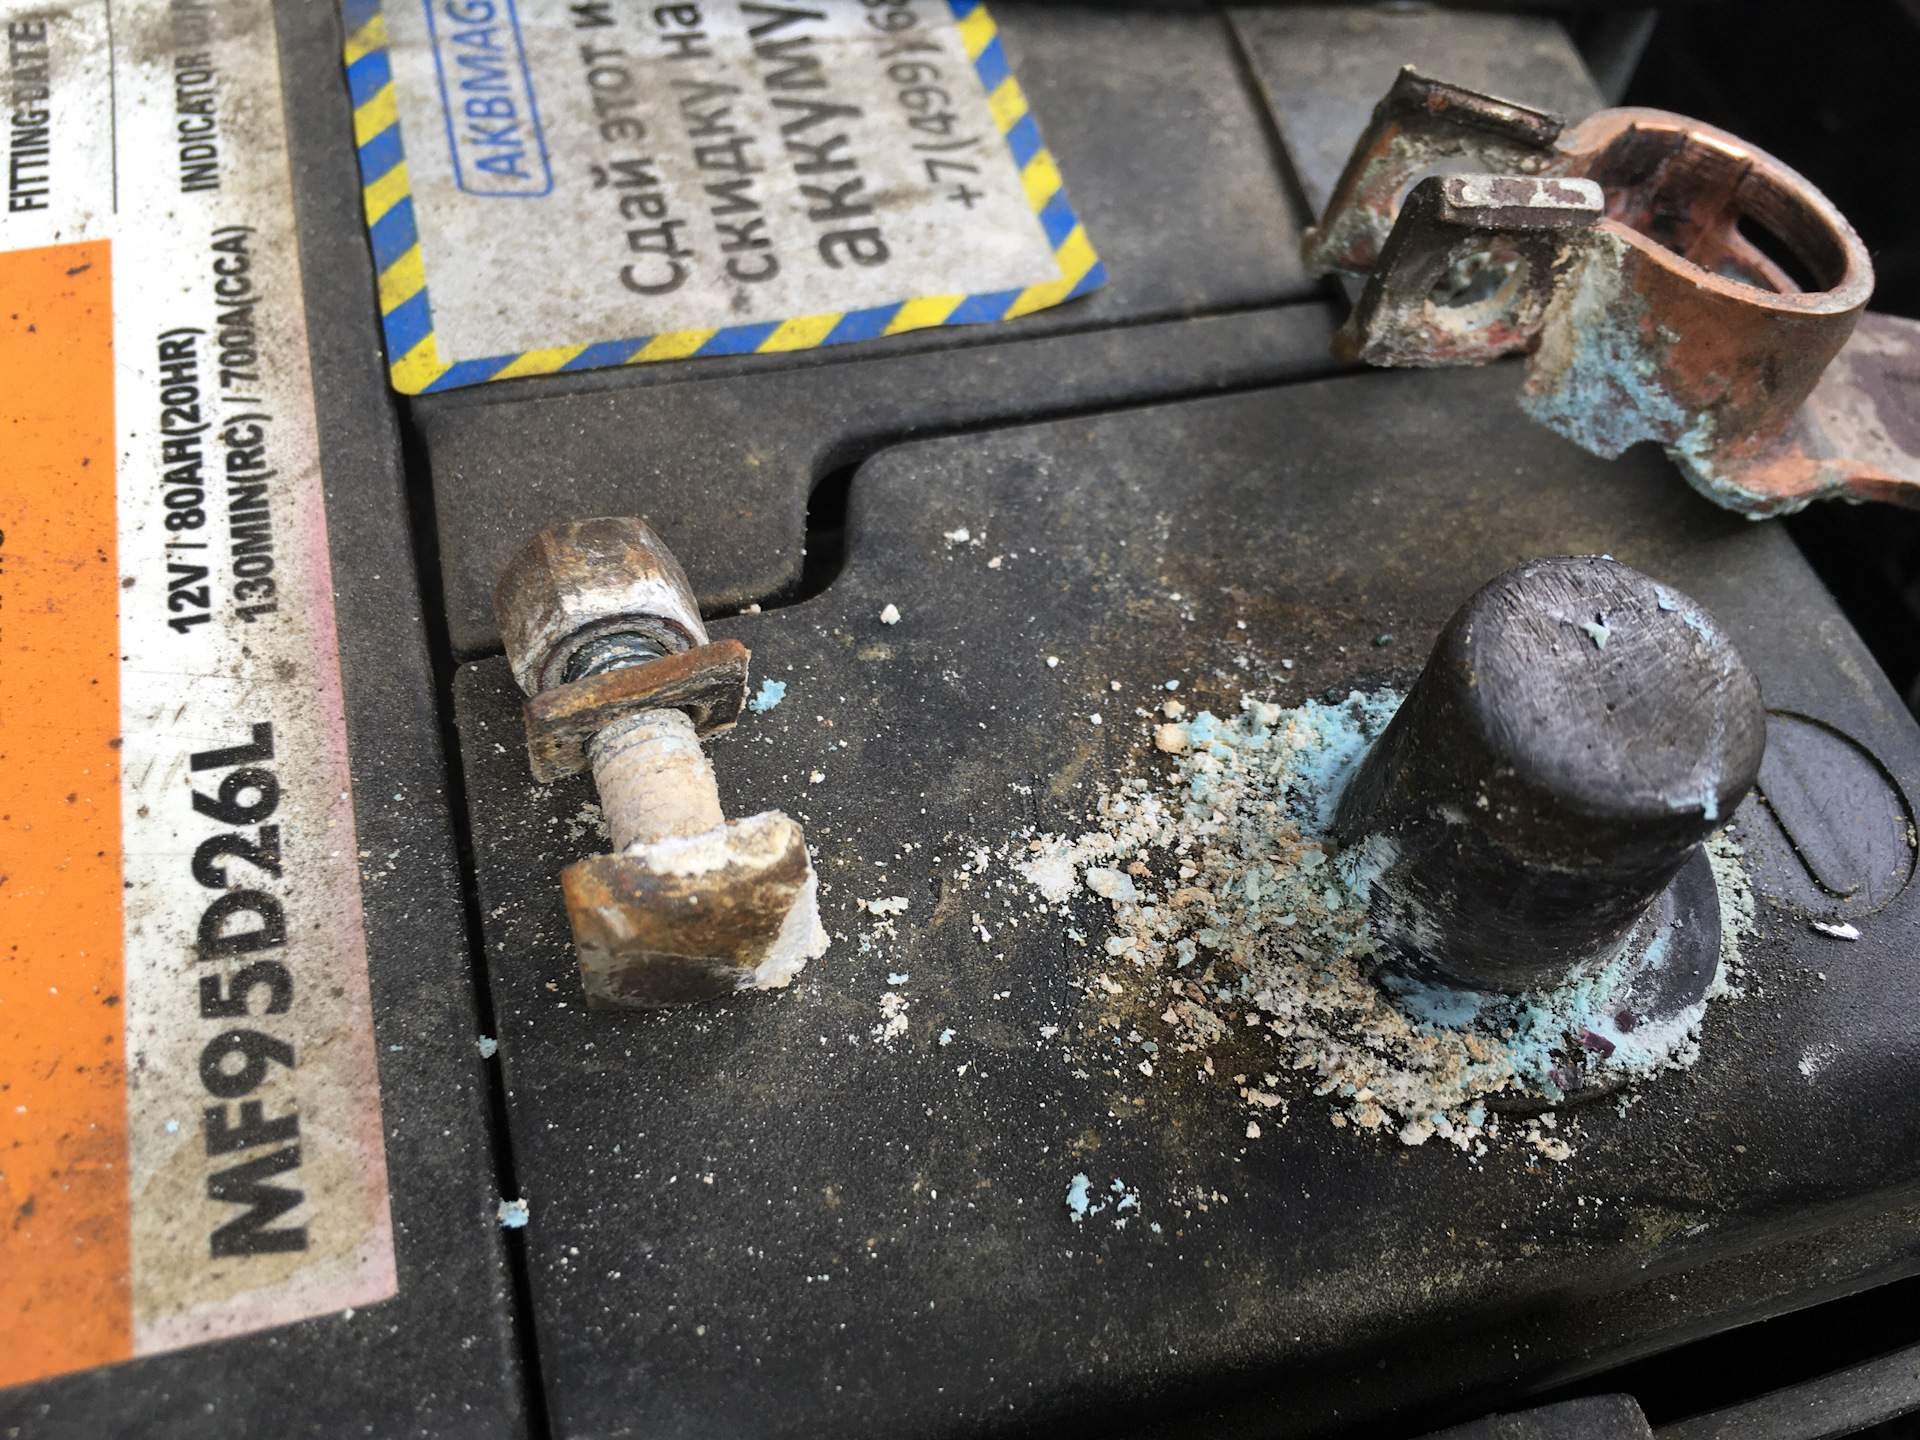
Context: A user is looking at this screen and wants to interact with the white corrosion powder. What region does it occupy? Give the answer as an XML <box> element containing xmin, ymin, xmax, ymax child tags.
<box><xmin>1013</xmin><ymin>690</ymin><xmax>1757</xmax><ymax>1158</ymax></box>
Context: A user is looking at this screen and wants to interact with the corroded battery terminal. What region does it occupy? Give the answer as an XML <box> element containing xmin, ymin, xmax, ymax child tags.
<box><xmin>1307</xmin><ymin>69</ymin><xmax>1920</xmax><ymax>515</ymax></box>
<box><xmin>1333</xmin><ymin>556</ymin><xmax>1764</xmax><ymax>1100</ymax></box>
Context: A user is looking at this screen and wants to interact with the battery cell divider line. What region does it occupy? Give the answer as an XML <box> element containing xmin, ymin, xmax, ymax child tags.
<box><xmin>389</xmin><ymin>395</ymin><xmax>556</xmax><ymax>1438</ymax></box>
<box><xmin>1220</xmin><ymin>11</ymin><xmax>1318</xmax><ymax>271</ymax></box>
<box><xmin>338</xmin><ymin>15</ymin><xmax>555</xmax><ymax>1415</ymax></box>
<box><xmin>0</xmin><ymin>239</ymin><xmax>132</xmax><ymax>1386</ymax></box>
<box><xmin>327</xmin><ymin>27</ymin><xmax>553</xmax><ymax>1405</ymax></box>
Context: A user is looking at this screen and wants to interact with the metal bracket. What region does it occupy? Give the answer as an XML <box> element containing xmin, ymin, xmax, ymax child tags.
<box><xmin>1309</xmin><ymin>68</ymin><xmax>1920</xmax><ymax>516</ymax></box>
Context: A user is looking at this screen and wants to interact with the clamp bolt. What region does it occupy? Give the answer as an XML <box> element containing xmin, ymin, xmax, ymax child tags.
<box><xmin>494</xmin><ymin>517</ymin><xmax>828</xmax><ymax>1008</ymax></box>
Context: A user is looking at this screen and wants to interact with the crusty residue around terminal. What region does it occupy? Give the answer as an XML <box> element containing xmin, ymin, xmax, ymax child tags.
<box><xmin>1013</xmin><ymin>690</ymin><xmax>1757</xmax><ymax>1160</ymax></box>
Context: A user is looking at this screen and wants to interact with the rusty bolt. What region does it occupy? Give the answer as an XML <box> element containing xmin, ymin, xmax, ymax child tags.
<box><xmin>494</xmin><ymin>517</ymin><xmax>828</xmax><ymax>1009</ymax></box>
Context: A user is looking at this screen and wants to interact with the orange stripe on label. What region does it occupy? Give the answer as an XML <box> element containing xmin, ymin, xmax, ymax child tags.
<box><xmin>0</xmin><ymin>240</ymin><xmax>132</xmax><ymax>1386</ymax></box>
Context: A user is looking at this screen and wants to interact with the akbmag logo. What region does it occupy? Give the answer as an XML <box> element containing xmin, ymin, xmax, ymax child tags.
<box><xmin>421</xmin><ymin>0</ymin><xmax>553</xmax><ymax>198</ymax></box>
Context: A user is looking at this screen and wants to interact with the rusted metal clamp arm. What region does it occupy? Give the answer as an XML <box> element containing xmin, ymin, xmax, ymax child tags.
<box><xmin>1709</xmin><ymin>312</ymin><xmax>1920</xmax><ymax>514</ymax></box>
<box><xmin>1335</xmin><ymin>173</ymin><xmax>1601</xmax><ymax>368</ymax></box>
<box><xmin>1303</xmin><ymin>68</ymin><xmax>1565</xmax><ymax>278</ymax></box>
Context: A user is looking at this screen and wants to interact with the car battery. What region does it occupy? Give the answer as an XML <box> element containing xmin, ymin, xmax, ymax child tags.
<box><xmin>446</xmin><ymin>369</ymin><xmax>1920</xmax><ymax>1439</ymax></box>
<box><xmin>1</xmin><ymin>2</ymin><xmax>1916</xmax><ymax>1439</ymax></box>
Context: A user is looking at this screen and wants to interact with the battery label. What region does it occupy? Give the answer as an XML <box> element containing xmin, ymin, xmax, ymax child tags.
<box><xmin>343</xmin><ymin>0</ymin><xmax>1105</xmax><ymax>393</ymax></box>
<box><xmin>0</xmin><ymin>0</ymin><xmax>395</xmax><ymax>1388</ymax></box>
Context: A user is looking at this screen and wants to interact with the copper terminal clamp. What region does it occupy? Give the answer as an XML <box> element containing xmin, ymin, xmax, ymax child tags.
<box><xmin>1306</xmin><ymin>69</ymin><xmax>1920</xmax><ymax>516</ymax></box>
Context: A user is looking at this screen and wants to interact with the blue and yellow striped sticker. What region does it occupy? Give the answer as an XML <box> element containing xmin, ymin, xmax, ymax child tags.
<box><xmin>340</xmin><ymin>0</ymin><xmax>1106</xmax><ymax>394</ymax></box>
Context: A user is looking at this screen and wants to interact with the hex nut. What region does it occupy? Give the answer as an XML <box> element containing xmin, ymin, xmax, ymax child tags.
<box><xmin>559</xmin><ymin>811</ymin><xmax>829</xmax><ymax>1009</ymax></box>
<box><xmin>495</xmin><ymin>516</ymin><xmax>709</xmax><ymax>697</ymax></box>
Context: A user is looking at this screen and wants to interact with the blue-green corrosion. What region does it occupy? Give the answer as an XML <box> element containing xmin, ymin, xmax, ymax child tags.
<box><xmin>1520</xmin><ymin>235</ymin><xmax>1697</xmax><ymax>461</ymax></box>
<box><xmin>1064</xmin><ymin>1173</ymin><xmax>1092</xmax><ymax>1222</ymax></box>
<box><xmin>1518</xmin><ymin>232</ymin><xmax>1799</xmax><ymax>519</ymax></box>
<box><xmin>1163</xmin><ymin>687</ymin><xmax>1714</xmax><ymax>1107</ymax></box>
<box><xmin>1378</xmin><ymin>923</ymin><xmax>1683</xmax><ymax>1103</ymax></box>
